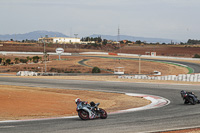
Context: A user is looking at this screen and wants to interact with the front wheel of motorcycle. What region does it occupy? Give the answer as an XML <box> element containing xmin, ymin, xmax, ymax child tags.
<box><xmin>78</xmin><ymin>110</ymin><xmax>89</xmax><ymax>120</ymax></box>
<box><xmin>184</xmin><ymin>100</ymin><xmax>189</xmax><ymax>104</ymax></box>
<box><xmin>99</xmin><ymin>108</ymin><xmax>107</xmax><ymax>119</ymax></box>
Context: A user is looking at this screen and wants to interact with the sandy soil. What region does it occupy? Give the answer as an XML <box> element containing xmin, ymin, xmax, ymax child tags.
<box><xmin>117</xmin><ymin>45</ymin><xmax>200</xmax><ymax>57</ymax></box>
<box><xmin>0</xmin><ymin>84</ymin><xmax>150</xmax><ymax>121</ymax></box>
<box><xmin>86</xmin><ymin>58</ymin><xmax>189</xmax><ymax>75</ymax></box>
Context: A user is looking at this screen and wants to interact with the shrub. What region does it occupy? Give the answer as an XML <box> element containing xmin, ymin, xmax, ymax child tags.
<box><xmin>33</xmin><ymin>56</ymin><xmax>40</xmax><ymax>63</ymax></box>
<box><xmin>6</xmin><ymin>59</ymin><xmax>11</xmax><ymax>65</ymax></box>
<box><xmin>49</xmin><ymin>67</ymin><xmax>57</xmax><ymax>72</ymax></box>
<box><xmin>14</xmin><ymin>58</ymin><xmax>19</xmax><ymax>64</ymax></box>
<box><xmin>92</xmin><ymin>67</ymin><xmax>101</xmax><ymax>73</ymax></box>
<box><xmin>20</xmin><ymin>59</ymin><xmax>28</xmax><ymax>63</ymax></box>
<box><xmin>193</xmin><ymin>54</ymin><xmax>200</xmax><ymax>58</ymax></box>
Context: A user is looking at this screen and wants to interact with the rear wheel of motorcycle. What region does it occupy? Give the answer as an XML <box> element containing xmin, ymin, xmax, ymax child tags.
<box><xmin>189</xmin><ymin>97</ymin><xmax>196</xmax><ymax>105</ymax></box>
<box><xmin>99</xmin><ymin>108</ymin><xmax>107</xmax><ymax>119</ymax></box>
<box><xmin>78</xmin><ymin>110</ymin><xmax>89</xmax><ymax>120</ymax></box>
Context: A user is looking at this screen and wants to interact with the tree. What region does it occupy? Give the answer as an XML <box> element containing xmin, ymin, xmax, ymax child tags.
<box><xmin>2</xmin><ymin>58</ymin><xmax>5</xmax><ymax>64</ymax></box>
<box><xmin>33</xmin><ymin>56</ymin><xmax>39</xmax><ymax>63</ymax></box>
<box><xmin>26</xmin><ymin>56</ymin><xmax>30</xmax><ymax>63</ymax></box>
<box><xmin>5</xmin><ymin>59</ymin><xmax>11</xmax><ymax>65</ymax></box>
<box><xmin>102</xmin><ymin>39</ymin><xmax>107</xmax><ymax>45</ymax></box>
<box><xmin>120</xmin><ymin>40</ymin><xmax>124</xmax><ymax>44</ymax></box>
<box><xmin>135</xmin><ymin>40</ymin><xmax>142</xmax><ymax>44</ymax></box>
<box><xmin>92</xmin><ymin>67</ymin><xmax>101</xmax><ymax>73</ymax></box>
<box><xmin>187</xmin><ymin>39</ymin><xmax>200</xmax><ymax>44</ymax></box>
<box><xmin>20</xmin><ymin>59</ymin><xmax>28</xmax><ymax>63</ymax></box>
<box><xmin>14</xmin><ymin>58</ymin><xmax>19</xmax><ymax>64</ymax></box>
<box><xmin>26</xmin><ymin>56</ymin><xmax>30</xmax><ymax>60</ymax></box>
<box><xmin>29</xmin><ymin>57</ymin><xmax>33</xmax><ymax>62</ymax></box>
<box><xmin>97</xmin><ymin>36</ymin><xmax>102</xmax><ymax>43</ymax></box>
<box><xmin>193</xmin><ymin>54</ymin><xmax>200</xmax><ymax>58</ymax></box>
<box><xmin>39</xmin><ymin>57</ymin><xmax>42</xmax><ymax>62</ymax></box>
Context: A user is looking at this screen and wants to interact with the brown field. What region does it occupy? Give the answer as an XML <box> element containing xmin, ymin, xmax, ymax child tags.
<box><xmin>116</xmin><ymin>45</ymin><xmax>200</xmax><ymax>57</ymax></box>
<box><xmin>0</xmin><ymin>85</ymin><xmax>150</xmax><ymax>121</ymax></box>
<box><xmin>0</xmin><ymin>55</ymin><xmax>189</xmax><ymax>75</ymax></box>
<box><xmin>1</xmin><ymin>43</ymin><xmax>200</xmax><ymax>57</ymax></box>
<box><xmin>86</xmin><ymin>57</ymin><xmax>188</xmax><ymax>75</ymax></box>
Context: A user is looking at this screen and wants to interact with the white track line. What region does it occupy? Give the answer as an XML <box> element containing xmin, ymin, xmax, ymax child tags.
<box><xmin>109</xmin><ymin>93</ymin><xmax>170</xmax><ymax>114</ymax></box>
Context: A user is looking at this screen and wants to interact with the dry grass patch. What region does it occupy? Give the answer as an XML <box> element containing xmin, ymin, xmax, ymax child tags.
<box><xmin>0</xmin><ymin>85</ymin><xmax>150</xmax><ymax>121</ymax></box>
<box><xmin>86</xmin><ymin>58</ymin><xmax>188</xmax><ymax>75</ymax></box>
<box><xmin>0</xmin><ymin>55</ymin><xmax>189</xmax><ymax>75</ymax></box>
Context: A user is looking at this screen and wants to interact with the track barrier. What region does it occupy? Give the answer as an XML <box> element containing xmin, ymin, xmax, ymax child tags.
<box><xmin>118</xmin><ymin>73</ymin><xmax>200</xmax><ymax>82</ymax></box>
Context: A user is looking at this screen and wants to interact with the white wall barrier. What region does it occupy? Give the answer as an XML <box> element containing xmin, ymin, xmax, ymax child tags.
<box><xmin>79</xmin><ymin>52</ymin><xmax>109</xmax><ymax>55</ymax></box>
<box><xmin>117</xmin><ymin>53</ymin><xmax>200</xmax><ymax>61</ymax></box>
<box><xmin>16</xmin><ymin>71</ymin><xmax>38</xmax><ymax>76</ymax></box>
<box><xmin>118</xmin><ymin>73</ymin><xmax>200</xmax><ymax>82</ymax></box>
<box><xmin>0</xmin><ymin>51</ymin><xmax>72</xmax><ymax>56</ymax></box>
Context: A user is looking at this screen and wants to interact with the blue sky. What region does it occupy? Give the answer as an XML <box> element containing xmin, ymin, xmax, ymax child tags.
<box><xmin>1</xmin><ymin>0</ymin><xmax>200</xmax><ymax>41</ymax></box>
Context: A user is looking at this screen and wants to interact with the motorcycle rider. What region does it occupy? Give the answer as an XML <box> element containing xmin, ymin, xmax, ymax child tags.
<box><xmin>75</xmin><ymin>98</ymin><xmax>97</xmax><ymax>118</ymax></box>
<box><xmin>75</xmin><ymin>98</ymin><xmax>98</xmax><ymax>111</ymax></box>
<box><xmin>180</xmin><ymin>90</ymin><xmax>200</xmax><ymax>103</ymax></box>
<box><xmin>75</xmin><ymin>98</ymin><xmax>81</xmax><ymax>104</ymax></box>
<box><xmin>90</xmin><ymin>101</ymin><xmax>99</xmax><ymax>112</ymax></box>
<box><xmin>75</xmin><ymin>98</ymin><xmax>89</xmax><ymax>106</ymax></box>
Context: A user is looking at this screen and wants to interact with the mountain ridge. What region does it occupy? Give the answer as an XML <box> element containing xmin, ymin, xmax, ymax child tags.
<box><xmin>0</xmin><ymin>31</ymin><xmax>177</xmax><ymax>43</ymax></box>
<box><xmin>0</xmin><ymin>31</ymin><xmax>68</xmax><ymax>41</ymax></box>
<box><xmin>89</xmin><ymin>34</ymin><xmax>176</xmax><ymax>43</ymax></box>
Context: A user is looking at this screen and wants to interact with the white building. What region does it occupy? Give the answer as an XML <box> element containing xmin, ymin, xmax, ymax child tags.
<box><xmin>38</xmin><ymin>37</ymin><xmax>81</xmax><ymax>44</ymax></box>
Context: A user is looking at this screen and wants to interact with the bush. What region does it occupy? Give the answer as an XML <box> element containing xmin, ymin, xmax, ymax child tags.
<box><xmin>20</xmin><ymin>59</ymin><xmax>28</xmax><ymax>63</ymax></box>
<box><xmin>92</xmin><ymin>67</ymin><xmax>101</xmax><ymax>73</ymax></box>
<box><xmin>14</xmin><ymin>58</ymin><xmax>19</xmax><ymax>64</ymax></box>
<box><xmin>49</xmin><ymin>67</ymin><xmax>57</xmax><ymax>72</ymax></box>
<box><xmin>6</xmin><ymin>59</ymin><xmax>11</xmax><ymax>65</ymax></box>
<box><xmin>193</xmin><ymin>54</ymin><xmax>200</xmax><ymax>58</ymax></box>
<box><xmin>33</xmin><ymin>56</ymin><xmax>40</xmax><ymax>63</ymax></box>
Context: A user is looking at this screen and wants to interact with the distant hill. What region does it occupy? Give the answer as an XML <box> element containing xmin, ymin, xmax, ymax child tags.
<box><xmin>0</xmin><ymin>31</ymin><xmax>68</xmax><ymax>41</ymax></box>
<box><xmin>89</xmin><ymin>34</ymin><xmax>177</xmax><ymax>44</ymax></box>
<box><xmin>0</xmin><ymin>31</ymin><xmax>177</xmax><ymax>43</ymax></box>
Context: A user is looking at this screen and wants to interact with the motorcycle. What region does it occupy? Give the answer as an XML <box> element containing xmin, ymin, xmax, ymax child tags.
<box><xmin>76</xmin><ymin>101</ymin><xmax>107</xmax><ymax>120</ymax></box>
<box><xmin>180</xmin><ymin>90</ymin><xmax>199</xmax><ymax>105</ymax></box>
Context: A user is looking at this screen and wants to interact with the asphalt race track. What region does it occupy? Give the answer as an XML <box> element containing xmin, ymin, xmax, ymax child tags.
<box><xmin>1</xmin><ymin>78</ymin><xmax>200</xmax><ymax>133</ymax></box>
<box><xmin>1</xmin><ymin>59</ymin><xmax>200</xmax><ymax>133</ymax></box>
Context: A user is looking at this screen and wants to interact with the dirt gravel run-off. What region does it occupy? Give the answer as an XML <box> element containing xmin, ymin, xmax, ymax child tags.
<box><xmin>0</xmin><ymin>85</ymin><xmax>150</xmax><ymax>121</ymax></box>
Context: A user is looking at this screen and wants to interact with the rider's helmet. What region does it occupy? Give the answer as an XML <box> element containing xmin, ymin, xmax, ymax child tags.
<box><xmin>181</xmin><ymin>90</ymin><xmax>186</xmax><ymax>94</ymax></box>
<box><xmin>75</xmin><ymin>98</ymin><xmax>81</xmax><ymax>104</ymax></box>
<box><xmin>90</xmin><ymin>101</ymin><xmax>95</xmax><ymax>107</ymax></box>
